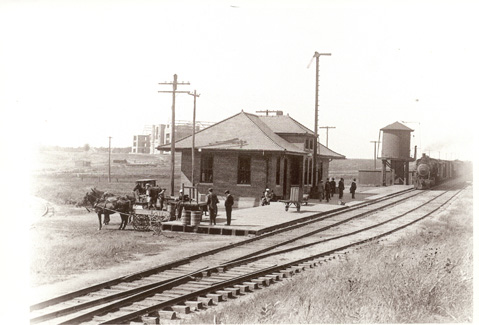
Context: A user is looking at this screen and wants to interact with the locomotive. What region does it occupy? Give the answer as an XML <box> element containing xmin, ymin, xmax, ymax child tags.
<box><xmin>413</xmin><ymin>153</ymin><xmax>462</xmax><ymax>189</ymax></box>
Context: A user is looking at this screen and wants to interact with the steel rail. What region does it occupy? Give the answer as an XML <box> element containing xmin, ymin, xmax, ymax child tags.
<box><xmin>37</xmin><ymin>185</ymin><xmax>465</xmax><ymax>324</ymax></box>
<box><xmin>30</xmin><ymin>187</ymin><xmax>414</xmax><ymax>313</ymax></box>
<box><xmin>97</xmin><ymin>187</ymin><xmax>464</xmax><ymax>324</ymax></box>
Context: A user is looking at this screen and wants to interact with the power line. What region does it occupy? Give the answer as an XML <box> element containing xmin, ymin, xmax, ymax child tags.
<box><xmin>319</xmin><ymin>126</ymin><xmax>336</xmax><ymax>147</ymax></box>
<box><xmin>188</xmin><ymin>90</ymin><xmax>200</xmax><ymax>189</ymax></box>
<box><xmin>158</xmin><ymin>74</ymin><xmax>190</xmax><ymax>196</ymax></box>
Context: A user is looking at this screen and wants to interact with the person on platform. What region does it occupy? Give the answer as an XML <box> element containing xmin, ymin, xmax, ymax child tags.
<box><xmin>261</xmin><ymin>188</ymin><xmax>273</xmax><ymax>206</ymax></box>
<box><xmin>224</xmin><ymin>190</ymin><xmax>234</xmax><ymax>226</ymax></box>
<box><xmin>318</xmin><ymin>180</ymin><xmax>325</xmax><ymax>202</ymax></box>
<box><xmin>206</xmin><ymin>188</ymin><xmax>219</xmax><ymax>225</ymax></box>
<box><xmin>325</xmin><ymin>178</ymin><xmax>331</xmax><ymax>202</ymax></box>
<box><xmin>338</xmin><ymin>178</ymin><xmax>345</xmax><ymax>199</ymax></box>
<box><xmin>176</xmin><ymin>189</ymin><xmax>187</xmax><ymax>219</ymax></box>
<box><xmin>350</xmin><ymin>178</ymin><xmax>357</xmax><ymax>199</ymax></box>
<box><xmin>330</xmin><ymin>178</ymin><xmax>336</xmax><ymax>197</ymax></box>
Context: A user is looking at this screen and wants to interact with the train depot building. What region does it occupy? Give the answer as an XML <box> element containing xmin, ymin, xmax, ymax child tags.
<box><xmin>157</xmin><ymin>111</ymin><xmax>344</xmax><ymax>204</ymax></box>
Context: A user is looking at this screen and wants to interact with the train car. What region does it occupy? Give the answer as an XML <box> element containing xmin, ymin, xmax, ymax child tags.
<box><xmin>413</xmin><ymin>154</ymin><xmax>459</xmax><ymax>189</ymax></box>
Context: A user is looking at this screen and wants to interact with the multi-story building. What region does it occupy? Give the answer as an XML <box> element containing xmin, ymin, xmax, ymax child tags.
<box><xmin>131</xmin><ymin>134</ymin><xmax>150</xmax><ymax>153</ymax></box>
<box><xmin>132</xmin><ymin>121</ymin><xmax>213</xmax><ymax>154</ymax></box>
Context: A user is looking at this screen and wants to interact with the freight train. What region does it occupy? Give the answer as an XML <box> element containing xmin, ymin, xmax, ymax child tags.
<box><xmin>413</xmin><ymin>153</ymin><xmax>463</xmax><ymax>189</ymax></box>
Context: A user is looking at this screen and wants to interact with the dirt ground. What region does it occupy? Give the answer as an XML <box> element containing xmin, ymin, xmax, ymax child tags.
<box><xmin>28</xmin><ymin>199</ymin><xmax>247</xmax><ymax>304</ymax></box>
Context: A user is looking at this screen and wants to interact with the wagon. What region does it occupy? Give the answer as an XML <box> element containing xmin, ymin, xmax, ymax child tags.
<box><xmin>130</xmin><ymin>184</ymin><xmax>207</xmax><ymax>232</ymax></box>
<box><xmin>130</xmin><ymin>207</ymin><xmax>171</xmax><ymax>233</ymax></box>
<box><xmin>279</xmin><ymin>186</ymin><xmax>308</xmax><ymax>212</ymax></box>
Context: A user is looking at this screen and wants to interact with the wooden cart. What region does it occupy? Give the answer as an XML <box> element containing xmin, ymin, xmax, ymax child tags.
<box><xmin>279</xmin><ymin>186</ymin><xmax>308</xmax><ymax>211</ymax></box>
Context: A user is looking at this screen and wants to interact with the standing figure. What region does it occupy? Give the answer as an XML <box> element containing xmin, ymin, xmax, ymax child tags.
<box><xmin>147</xmin><ymin>184</ymin><xmax>158</xmax><ymax>210</ymax></box>
<box><xmin>324</xmin><ymin>179</ymin><xmax>331</xmax><ymax>202</ymax></box>
<box><xmin>338</xmin><ymin>178</ymin><xmax>345</xmax><ymax>199</ymax></box>
<box><xmin>176</xmin><ymin>189</ymin><xmax>186</xmax><ymax>219</ymax></box>
<box><xmin>158</xmin><ymin>188</ymin><xmax>166</xmax><ymax>211</ymax></box>
<box><xmin>206</xmin><ymin>188</ymin><xmax>219</xmax><ymax>225</ymax></box>
<box><xmin>318</xmin><ymin>180</ymin><xmax>325</xmax><ymax>202</ymax></box>
<box><xmin>350</xmin><ymin>178</ymin><xmax>357</xmax><ymax>199</ymax></box>
<box><xmin>224</xmin><ymin>190</ymin><xmax>234</xmax><ymax>225</ymax></box>
<box><xmin>330</xmin><ymin>178</ymin><xmax>336</xmax><ymax>197</ymax></box>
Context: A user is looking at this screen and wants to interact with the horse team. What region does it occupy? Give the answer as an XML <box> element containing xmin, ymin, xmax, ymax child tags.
<box><xmin>81</xmin><ymin>188</ymin><xmax>136</xmax><ymax>230</ymax></box>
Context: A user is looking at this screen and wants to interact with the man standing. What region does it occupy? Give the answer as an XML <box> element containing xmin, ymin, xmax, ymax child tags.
<box><xmin>176</xmin><ymin>189</ymin><xmax>186</xmax><ymax>219</ymax></box>
<box><xmin>147</xmin><ymin>184</ymin><xmax>158</xmax><ymax>210</ymax></box>
<box><xmin>325</xmin><ymin>178</ymin><xmax>331</xmax><ymax>202</ymax></box>
<box><xmin>350</xmin><ymin>178</ymin><xmax>357</xmax><ymax>199</ymax></box>
<box><xmin>338</xmin><ymin>178</ymin><xmax>345</xmax><ymax>199</ymax></box>
<box><xmin>224</xmin><ymin>190</ymin><xmax>234</xmax><ymax>225</ymax></box>
<box><xmin>158</xmin><ymin>188</ymin><xmax>166</xmax><ymax>211</ymax></box>
<box><xmin>330</xmin><ymin>178</ymin><xmax>336</xmax><ymax>197</ymax></box>
<box><xmin>206</xmin><ymin>188</ymin><xmax>219</xmax><ymax>225</ymax></box>
<box><xmin>318</xmin><ymin>180</ymin><xmax>324</xmax><ymax>202</ymax></box>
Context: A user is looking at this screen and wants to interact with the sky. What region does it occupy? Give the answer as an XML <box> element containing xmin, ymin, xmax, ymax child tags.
<box><xmin>1</xmin><ymin>0</ymin><xmax>478</xmax><ymax>160</ymax></box>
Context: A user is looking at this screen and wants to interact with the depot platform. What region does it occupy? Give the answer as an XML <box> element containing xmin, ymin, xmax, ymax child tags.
<box><xmin>160</xmin><ymin>185</ymin><xmax>413</xmax><ymax>236</ymax></box>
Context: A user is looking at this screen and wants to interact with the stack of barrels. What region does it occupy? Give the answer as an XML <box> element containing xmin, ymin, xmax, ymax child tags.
<box><xmin>181</xmin><ymin>210</ymin><xmax>191</xmax><ymax>226</ymax></box>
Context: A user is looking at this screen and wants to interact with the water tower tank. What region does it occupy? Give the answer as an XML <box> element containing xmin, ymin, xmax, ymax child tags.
<box><xmin>380</xmin><ymin>122</ymin><xmax>413</xmax><ymax>160</ymax></box>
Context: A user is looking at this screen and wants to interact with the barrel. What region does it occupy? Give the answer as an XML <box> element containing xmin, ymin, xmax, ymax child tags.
<box><xmin>191</xmin><ymin>211</ymin><xmax>202</xmax><ymax>227</ymax></box>
<box><xmin>181</xmin><ymin>210</ymin><xmax>191</xmax><ymax>226</ymax></box>
<box><xmin>167</xmin><ymin>204</ymin><xmax>176</xmax><ymax>219</ymax></box>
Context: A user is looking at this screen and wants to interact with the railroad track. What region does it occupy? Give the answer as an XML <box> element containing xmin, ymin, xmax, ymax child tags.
<box><xmin>30</xmin><ymin>183</ymin><xmax>466</xmax><ymax>324</ymax></box>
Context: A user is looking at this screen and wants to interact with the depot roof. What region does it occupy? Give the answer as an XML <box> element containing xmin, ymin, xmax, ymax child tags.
<box><xmin>157</xmin><ymin>111</ymin><xmax>345</xmax><ymax>159</ymax></box>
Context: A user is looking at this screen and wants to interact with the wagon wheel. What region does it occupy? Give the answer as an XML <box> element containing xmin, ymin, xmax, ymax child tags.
<box><xmin>132</xmin><ymin>213</ymin><xmax>150</xmax><ymax>231</ymax></box>
<box><xmin>149</xmin><ymin>215</ymin><xmax>162</xmax><ymax>235</ymax></box>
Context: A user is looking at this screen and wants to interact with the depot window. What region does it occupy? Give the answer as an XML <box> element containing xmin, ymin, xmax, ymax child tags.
<box><xmin>237</xmin><ymin>156</ymin><xmax>251</xmax><ymax>184</ymax></box>
<box><xmin>200</xmin><ymin>155</ymin><xmax>214</xmax><ymax>183</ymax></box>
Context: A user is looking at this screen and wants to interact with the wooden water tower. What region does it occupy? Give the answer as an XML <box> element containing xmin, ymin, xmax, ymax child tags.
<box><xmin>379</xmin><ymin>122</ymin><xmax>415</xmax><ymax>185</ymax></box>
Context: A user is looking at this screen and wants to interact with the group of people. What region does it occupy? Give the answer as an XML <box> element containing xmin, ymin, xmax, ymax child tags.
<box><xmin>205</xmin><ymin>188</ymin><xmax>234</xmax><ymax>226</ymax></box>
<box><xmin>135</xmin><ymin>184</ymin><xmax>235</xmax><ymax>226</ymax></box>
<box><xmin>317</xmin><ymin>177</ymin><xmax>357</xmax><ymax>202</ymax></box>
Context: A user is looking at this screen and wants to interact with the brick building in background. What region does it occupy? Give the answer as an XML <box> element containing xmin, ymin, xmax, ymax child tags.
<box><xmin>157</xmin><ymin>111</ymin><xmax>345</xmax><ymax>200</ymax></box>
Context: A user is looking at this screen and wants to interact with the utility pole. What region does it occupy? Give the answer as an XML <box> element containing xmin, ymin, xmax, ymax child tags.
<box><xmin>188</xmin><ymin>90</ymin><xmax>200</xmax><ymax>192</ymax></box>
<box><xmin>108</xmin><ymin>136</ymin><xmax>112</xmax><ymax>183</ymax></box>
<box><xmin>307</xmin><ymin>52</ymin><xmax>331</xmax><ymax>189</ymax></box>
<box><xmin>319</xmin><ymin>126</ymin><xmax>336</xmax><ymax>147</ymax></box>
<box><xmin>370</xmin><ymin>140</ymin><xmax>380</xmax><ymax>169</ymax></box>
<box><xmin>158</xmin><ymin>74</ymin><xmax>190</xmax><ymax>196</ymax></box>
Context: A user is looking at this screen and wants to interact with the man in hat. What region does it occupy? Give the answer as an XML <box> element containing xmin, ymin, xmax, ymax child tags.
<box><xmin>224</xmin><ymin>190</ymin><xmax>234</xmax><ymax>225</ymax></box>
<box><xmin>350</xmin><ymin>178</ymin><xmax>357</xmax><ymax>199</ymax></box>
<box><xmin>176</xmin><ymin>188</ymin><xmax>186</xmax><ymax>219</ymax></box>
<box><xmin>206</xmin><ymin>188</ymin><xmax>219</xmax><ymax>225</ymax></box>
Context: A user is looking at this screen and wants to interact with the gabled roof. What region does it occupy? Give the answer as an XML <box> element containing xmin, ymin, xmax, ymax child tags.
<box><xmin>318</xmin><ymin>143</ymin><xmax>345</xmax><ymax>159</ymax></box>
<box><xmin>381</xmin><ymin>121</ymin><xmax>414</xmax><ymax>132</ymax></box>
<box><xmin>157</xmin><ymin>111</ymin><xmax>345</xmax><ymax>159</ymax></box>
<box><xmin>258</xmin><ymin>115</ymin><xmax>314</xmax><ymax>135</ymax></box>
<box><xmin>158</xmin><ymin>111</ymin><xmax>305</xmax><ymax>154</ymax></box>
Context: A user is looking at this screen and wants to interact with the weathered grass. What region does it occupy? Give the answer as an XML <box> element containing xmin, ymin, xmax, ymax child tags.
<box><xmin>184</xmin><ymin>187</ymin><xmax>473</xmax><ymax>324</ymax></box>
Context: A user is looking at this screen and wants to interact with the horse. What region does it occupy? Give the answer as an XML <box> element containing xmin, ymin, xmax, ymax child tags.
<box><xmin>81</xmin><ymin>188</ymin><xmax>135</xmax><ymax>230</ymax></box>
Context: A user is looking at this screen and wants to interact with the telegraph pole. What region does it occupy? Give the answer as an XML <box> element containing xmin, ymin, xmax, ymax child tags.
<box><xmin>108</xmin><ymin>136</ymin><xmax>112</xmax><ymax>183</ymax></box>
<box><xmin>188</xmin><ymin>90</ymin><xmax>200</xmax><ymax>191</ymax></box>
<box><xmin>370</xmin><ymin>140</ymin><xmax>380</xmax><ymax>169</ymax></box>
<box><xmin>319</xmin><ymin>126</ymin><xmax>336</xmax><ymax>147</ymax></box>
<box><xmin>308</xmin><ymin>52</ymin><xmax>331</xmax><ymax>189</ymax></box>
<box><xmin>158</xmin><ymin>74</ymin><xmax>190</xmax><ymax>196</ymax></box>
